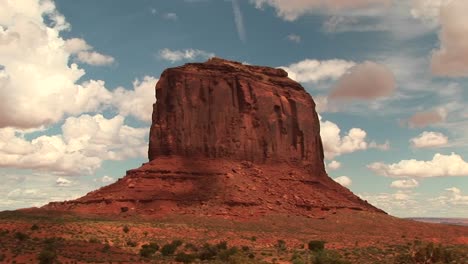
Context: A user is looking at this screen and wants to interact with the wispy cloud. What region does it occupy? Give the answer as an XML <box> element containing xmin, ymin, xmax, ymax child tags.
<box><xmin>163</xmin><ymin>12</ymin><xmax>178</xmax><ymax>21</ymax></box>
<box><xmin>232</xmin><ymin>0</ymin><xmax>246</xmax><ymax>43</ymax></box>
<box><xmin>287</xmin><ymin>34</ymin><xmax>301</xmax><ymax>43</ymax></box>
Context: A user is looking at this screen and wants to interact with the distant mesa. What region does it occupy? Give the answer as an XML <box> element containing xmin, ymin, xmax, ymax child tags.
<box><xmin>43</xmin><ymin>57</ymin><xmax>385</xmax><ymax>217</ymax></box>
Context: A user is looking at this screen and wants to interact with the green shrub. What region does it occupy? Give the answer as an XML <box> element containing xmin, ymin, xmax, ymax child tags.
<box><xmin>140</xmin><ymin>242</ymin><xmax>159</xmax><ymax>258</ymax></box>
<box><xmin>308</xmin><ymin>240</ymin><xmax>326</xmax><ymax>252</ymax></box>
<box><xmin>175</xmin><ymin>252</ymin><xmax>197</xmax><ymax>263</ymax></box>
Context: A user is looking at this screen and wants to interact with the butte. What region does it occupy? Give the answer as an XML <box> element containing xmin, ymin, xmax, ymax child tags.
<box><xmin>44</xmin><ymin>58</ymin><xmax>384</xmax><ymax>218</ymax></box>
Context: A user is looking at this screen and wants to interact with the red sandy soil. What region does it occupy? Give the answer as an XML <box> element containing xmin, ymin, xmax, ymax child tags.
<box><xmin>1</xmin><ymin>209</ymin><xmax>467</xmax><ymax>263</ymax></box>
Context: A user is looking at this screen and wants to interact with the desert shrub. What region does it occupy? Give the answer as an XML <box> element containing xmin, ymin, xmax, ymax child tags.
<box><xmin>313</xmin><ymin>250</ymin><xmax>350</xmax><ymax>264</ymax></box>
<box><xmin>161</xmin><ymin>240</ymin><xmax>183</xmax><ymax>256</ymax></box>
<box><xmin>89</xmin><ymin>237</ymin><xmax>99</xmax><ymax>243</ymax></box>
<box><xmin>139</xmin><ymin>242</ymin><xmax>160</xmax><ymax>258</ymax></box>
<box><xmin>122</xmin><ymin>225</ymin><xmax>130</xmax><ymax>233</ymax></box>
<box><xmin>102</xmin><ymin>244</ymin><xmax>111</xmax><ymax>253</ymax></box>
<box><xmin>216</xmin><ymin>241</ymin><xmax>228</xmax><ymax>250</ymax></box>
<box><xmin>218</xmin><ymin>246</ymin><xmax>239</xmax><ymax>261</ymax></box>
<box><xmin>172</xmin><ymin>239</ymin><xmax>184</xmax><ymax>247</ymax></box>
<box><xmin>31</xmin><ymin>224</ymin><xmax>40</xmax><ymax>231</ymax></box>
<box><xmin>37</xmin><ymin>249</ymin><xmax>57</xmax><ymax>264</ymax></box>
<box><xmin>198</xmin><ymin>243</ymin><xmax>219</xmax><ymax>260</ymax></box>
<box><xmin>14</xmin><ymin>232</ymin><xmax>29</xmax><ymax>241</ymax></box>
<box><xmin>175</xmin><ymin>252</ymin><xmax>197</xmax><ymax>263</ymax></box>
<box><xmin>276</xmin><ymin>240</ymin><xmax>287</xmax><ymax>251</ymax></box>
<box><xmin>0</xmin><ymin>254</ymin><xmax>4</xmax><ymax>261</ymax></box>
<box><xmin>308</xmin><ymin>240</ymin><xmax>326</xmax><ymax>252</ymax></box>
<box><xmin>394</xmin><ymin>242</ymin><xmax>465</xmax><ymax>264</ymax></box>
<box><xmin>241</xmin><ymin>245</ymin><xmax>250</xmax><ymax>252</ymax></box>
<box><xmin>184</xmin><ymin>243</ymin><xmax>198</xmax><ymax>251</ymax></box>
<box><xmin>127</xmin><ymin>240</ymin><xmax>137</xmax><ymax>247</ymax></box>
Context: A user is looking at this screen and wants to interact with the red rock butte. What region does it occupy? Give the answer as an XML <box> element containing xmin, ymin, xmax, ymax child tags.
<box><xmin>44</xmin><ymin>58</ymin><xmax>385</xmax><ymax>217</ymax></box>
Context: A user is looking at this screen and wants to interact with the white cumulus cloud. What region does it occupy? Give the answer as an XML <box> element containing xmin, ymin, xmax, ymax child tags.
<box><xmin>320</xmin><ymin>117</ymin><xmax>367</xmax><ymax>160</ymax></box>
<box><xmin>327</xmin><ymin>160</ymin><xmax>341</xmax><ymax>170</ymax></box>
<box><xmin>0</xmin><ymin>1</ymin><xmax>118</xmax><ymax>129</ymax></box>
<box><xmin>159</xmin><ymin>48</ymin><xmax>215</xmax><ymax>63</ymax></box>
<box><xmin>56</xmin><ymin>177</ymin><xmax>73</xmax><ymax>187</ymax></box>
<box><xmin>390</xmin><ymin>179</ymin><xmax>419</xmax><ymax>189</ymax></box>
<box><xmin>76</xmin><ymin>51</ymin><xmax>115</xmax><ymax>66</ymax></box>
<box><xmin>368</xmin><ymin>153</ymin><xmax>468</xmax><ymax>178</ymax></box>
<box><xmin>101</xmin><ymin>175</ymin><xmax>115</xmax><ymax>183</ymax></box>
<box><xmin>280</xmin><ymin>59</ymin><xmax>356</xmax><ymax>83</ymax></box>
<box><xmin>410</xmin><ymin>131</ymin><xmax>448</xmax><ymax>148</ymax></box>
<box><xmin>0</xmin><ymin>114</ymin><xmax>148</xmax><ymax>176</ymax></box>
<box><xmin>333</xmin><ymin>176</ymin><xmax>352</xmax><ymax>187</ymax></box>
<box><xmin>112</xmin><ymin>76</ymin><xmax>157</xmax><ymax>123</ymax></box>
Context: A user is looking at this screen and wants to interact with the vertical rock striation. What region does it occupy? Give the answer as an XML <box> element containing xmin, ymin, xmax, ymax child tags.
<box><xmin>149</xmin><ymin>58</ymin><xmax>325</xmax><ymax>175</ymax></box>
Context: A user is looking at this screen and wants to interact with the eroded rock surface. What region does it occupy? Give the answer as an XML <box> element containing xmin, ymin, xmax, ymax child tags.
<box><xmin>149</xmin><ymin>58</ymin><xmax>325</xmax><ymax>174</ymax></box>
<box><xmin>43</xmin><ymin>58</ymin><xmax>384</xmax><ymax>217</ymax></box>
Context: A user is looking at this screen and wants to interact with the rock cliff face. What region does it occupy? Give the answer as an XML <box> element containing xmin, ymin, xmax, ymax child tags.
<box><xmin>148</xmin><ymin>58</ymin><xmax>325</xmax><ymax>174</ymax></box>
<box><xmin>43</xmin><ymin>58</ymin><xmax>384</xmax><ymax>217</ymax></box>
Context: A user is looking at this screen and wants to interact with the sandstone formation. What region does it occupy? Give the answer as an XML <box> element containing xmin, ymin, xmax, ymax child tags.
<box><xmin>149</xmin><ymin>58</ymin><xmax>324</xmax><ymax>173</ymax></box>
<box><xmin>44</xmin><ymin>58</ymin><xmax>384</xmax><ymax>217</ymax></box>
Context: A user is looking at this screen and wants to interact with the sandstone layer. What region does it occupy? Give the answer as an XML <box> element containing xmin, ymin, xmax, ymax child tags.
<box><xmin>44</xmin><ymin>58</ymin><xmax>384</xmax><ymax>217</ymax></box>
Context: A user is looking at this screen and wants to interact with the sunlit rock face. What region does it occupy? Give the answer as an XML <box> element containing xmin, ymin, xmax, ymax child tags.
<box><xmin>149</xmin><ymin>58</ymin><xmax>325</xmax><ymax>174</ymax></box>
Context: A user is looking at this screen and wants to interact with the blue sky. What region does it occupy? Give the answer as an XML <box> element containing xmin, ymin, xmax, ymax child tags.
<box><xmin>1</xmin><ymin>0</ymin><xmax>468</xmax><ymax>217</ymax></box>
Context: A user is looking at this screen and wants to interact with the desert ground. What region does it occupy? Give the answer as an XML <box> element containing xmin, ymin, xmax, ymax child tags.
<box><xmin>0</xmin><ymin>209</ymin><xmax>467</xmax><ymax>263</ymax></box>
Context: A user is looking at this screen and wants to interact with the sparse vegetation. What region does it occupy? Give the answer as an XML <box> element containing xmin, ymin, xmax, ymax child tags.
<box><xmin>0</xmin><ymin>211</ymin><xmax>467</xmax><ymax>264</ymax></box>
<box><xmin>38</xmin><ymin>249</ymin><xmax>57</xmax><ymax>264</ymax></box>
<box><xmin>394</xmin><ymin>241</ymin><xmax>466</xmax><ymax>264</ymax></box>
<box><xmin>126</xmin><ymin>240</ymin><xmax>137</xmax><ymax>247</ymax></box>
<box><xmin>122</xmin><ymin>225</ymin><xmax>130</xmax><ymax>233</ymax></box>
<box><xmin>276</xmin><ymin>239</ymin><xmax>287</xmax><ymax>252</ymax></box>
<box><xmin>308</xmin><ymin>240</ymin><xmax>326</xmax><ymax>252</ymax></box>
<box><xmin>31</xmin><ymin>224</ymin><xmax>40</xmax><ymax>231</ymax></box>
<box><xmin>139</xmin><ymin>242</ymin><xmax>159</xmax><ymax>258</ymax></box>
<box><xmin>175</xmin><ymin>252</ymin><xmax>197</xmax><ymax>263</ymax></box>
<box><xmin>14</xmin><ymin>231</ymin><xmax>29</xmax><ymax>241</ymax></box>
<box><xmin>161</xmin><ymin>240</ymin><xmax>183</xmax><ymax>256</ymax></box>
